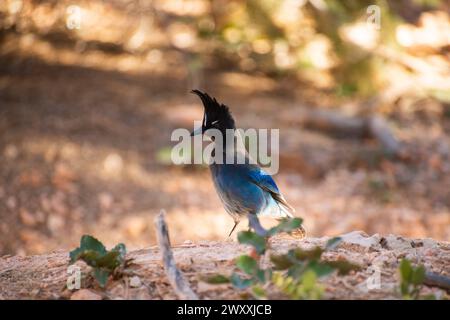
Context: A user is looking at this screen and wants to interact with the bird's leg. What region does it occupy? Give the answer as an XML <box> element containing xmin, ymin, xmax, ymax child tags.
<box><xmin>248</xmin><ymin>214</ymin><xmax>268</xmax><ymax>237</ymax></box>
<box><xmin>228</xmin><ymin>220</ymin><xmax>240</xmax><ymax>238</ymax></box>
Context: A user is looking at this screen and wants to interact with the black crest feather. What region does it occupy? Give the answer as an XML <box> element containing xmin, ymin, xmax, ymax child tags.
<box><xmin>191</xmin><ymin>90</ymin><xmax>235</xmax><ymax>130</ymax></box>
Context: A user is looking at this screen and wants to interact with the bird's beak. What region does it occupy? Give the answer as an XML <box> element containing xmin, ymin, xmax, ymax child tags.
<box><xmin>190</xmin><ymin>127</ymin><xmax>203</xmax><ymax>136</ymax></box>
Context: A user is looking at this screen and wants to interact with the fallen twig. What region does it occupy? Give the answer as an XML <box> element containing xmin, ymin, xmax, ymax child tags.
<box><xmin>154</xmin><ymin>210</ymin><xmax>198</xmax><ymax>300</ymax></box>
<box><xmin>424</xmin><ymin>272</ymin><xmax>450</xmax><ymax>292</ymax></box>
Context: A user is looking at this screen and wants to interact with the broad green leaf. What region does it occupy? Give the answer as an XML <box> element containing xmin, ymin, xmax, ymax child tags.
<box><xmin>94</xmin><ymin>269</ymin><xmax>110</xmax><ymax>288</ymax></box>
<box><xmin>411</xmin><ymin>265</ymin><xmax>425</xmax><ymax>286</ymax></box>
<box><xmin>69</xmin><ymin>235</ymin><xmax>127</xmax><ymax>288</ymax></box>
<box><xmin>307</xmin><ymin>261</ymin><xmax>335</xmax><ymax>277</ymax></box>
<box><xmin>287</xmin><ymin>262</ymin><xmax>306</xmax><ymax>279</ymax></box>
<box><xmin>270</xmin><ymin>254</ymin><xmax>293</xmax><ymax>270</ymax></box>
<box><xmin>80</xmin><ymin>235</ymin><xmax>107</xmax><ymax>254</ymax></box>
<box><xmin>301</xmin><ymin>270</ymin><xmax>318</xmax><ymax>290</ymax></box>
<box><xmin>236</xmin><ymin>255</ymin><xmax>258</xmax><ymax>275</ymax></box>
<box><xmin>95</xmin><ymin>251</ymin><xmax>122</xmax><ymax>269</ymax></box>
<box><xmin>255</xmin><ymin>269</ymin><xmax>269</xmax><ymax>283</ymax></box>
<box><xmin>237</xmin><ymin>231</ymin><xmax>266</xmax><ymax>255</ymax></box>
<box><xmin>70</xmin><ymin>235</ymin><xmax>107</xmax><ymax>264</ymax></box>
<box><xmin>293</xmin><ymin>247</ymin><xmax>324</xmax><ymax>261</ymax></box>
<box><xmin>112</xmin><ymin>243</ymin><xmax>127</xmax><ymax>260</ymax></box>
<box><xmin>230</xmin><ymin>273</ymin><xmax>254</xmax><ymax>289</ymax></box>
<box><xmin>400</xmin><ymin>259</ymin><xmax>412</xmax><ymax>282</ymax></box>
<box><xmin>400</xmin><ymin>282</ymin><xmax>410</xmax><ymax>297</ymax></box>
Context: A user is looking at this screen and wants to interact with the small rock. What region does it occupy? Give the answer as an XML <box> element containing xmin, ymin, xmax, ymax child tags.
<box><xmin>129</xmin><ymin>276</ymin><xmax>142</xmax><ymax>288</ymax></box>
<box><xmin>70</xmin><ymin>289</ymin><xmax>102</xmax><ymax>300</ymax></box>
<box><xmin>412</xmin><ymin>238</ymin><xmax>438</xmax><ymax>249</ymax></box>
<box><xmin>382</xmin><ymin>235</ymin><xmax>412</xmax><ymax>251</ymax></box>
<box><xmin>339</xmin><ymin>231</ymin><xmax>381</xmax><ymax>249</ymax></box>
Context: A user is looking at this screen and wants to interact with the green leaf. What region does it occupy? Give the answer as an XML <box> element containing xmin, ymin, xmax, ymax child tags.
<box><xmin>255</xmin><ymin>268</ymin><xmax>269</xmax><ymax>283</ymax></box>
<box><xmin>95</xmin><ymin>251</ymin><xmax>121</xmax><ymax>269</ymax></box>
<box><xmin>69</xmin><ymin>235</ymin><xmax>127</xmax><ymax>288</ymax></box>
<box><xmin>325</xmin><ymin>237</ymin><xmax>342</xmax><ymax>250</ymax></box>
<box><xmin>230</xmin><ymin>273</ymin><xmax>254</xmax><ymax>289</ymax></box>
<box><xmin>202</xmin><ymin>274</ymin><xmax>230</xmax><ymax>284</ymax></box>
<box><xmin>400</xmin><ymin>259</ymin><xmax>412</xmax><ymax>282</ymax></box>
<box><xmin>270</xmin><ymin>254</ymin><xmax>293</xmax><ymax>270</ymax></box>
<box><xmin>287</xmin><ymin>262</ymin><xmax>306</xmax><ymax>279</ymax></box>
<box><xmin>93</xmin><ymin>269</ymin><xmax>110</xmax><ymax>288</ymax></box>
<box><xmin>251</xmin><ymin>285</ymin><xmax>266</xmax><ymax>298</ymax></box>
<box><xmin>308</xmin><ymin>261</ymin><xmax>335</xmax><ymax>277</ymax></box>
<box><xmin>236</xmin><ymin>255</ymin><xmax>258</xmax><ymax>275</ymax></box>
<box><xmin>237</xmin><ymin>231</ymin><xmax>266</xmax><ymax>255</ymax></box>
<box><xmin>80</xmin><ymin>235</ymin><xmax>107</xmax><ymax>253</ymax></box>
<box><xmin>112</xmin><ymin>243</ymin><xmax>127</xmax><ymax>260</ymax></box>
<box><xmin>301</xmin><ymin>270</ymin><xmax>318</xmax><ymax>290</ymax></box>
<box><xmin>69</xmin><ymin>235</ymin><xmax>107</xmax><ymax>264</ymax></box>
<box><xmin>293</xmin><ymin>247</ymin><xmax>324</xmax><ymax>261</ymax></box>
<box><xmin>268</xmin><ymin>218</ymin><xmax>303</xmax><ymax>236</ymax></box>
<box><xmin>411</xmin><ymin>266</ymin><xmax>425</xmax><ymax>286</ymax></box>
<box><xmin>400</xmin><ymin>282</ymin><xmax>410</xmax><ymax>297</ymax></box>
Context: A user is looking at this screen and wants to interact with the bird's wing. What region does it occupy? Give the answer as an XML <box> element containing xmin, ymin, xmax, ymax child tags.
<box><xmin>246</xmin><ymin>166</ymin><xmax>295</xmax><ymax>216</ymax></box>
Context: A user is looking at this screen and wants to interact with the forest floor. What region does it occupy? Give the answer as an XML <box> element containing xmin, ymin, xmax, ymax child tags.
<box><xmin>1</xmin><ymin>30</ymin><xmax>450</xmax><ymax>259</ymax></box>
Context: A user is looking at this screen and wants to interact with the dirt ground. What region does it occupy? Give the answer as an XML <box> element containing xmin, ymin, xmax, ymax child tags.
<box><xmin>0</xmin><ymin>232</ymin><xmax>448</xmax><ymax>300</ymax></box>
<box><xmin>1</xmin><ymin>30</ymin><xmax>450</xmax><ymax>257</ymax></box>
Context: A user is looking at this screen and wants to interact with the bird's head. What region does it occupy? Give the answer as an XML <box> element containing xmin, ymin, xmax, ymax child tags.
<box><xmin>190</xmin><ymin>90</ymin><xmax>235</xmax><ymax>137</ymax></box>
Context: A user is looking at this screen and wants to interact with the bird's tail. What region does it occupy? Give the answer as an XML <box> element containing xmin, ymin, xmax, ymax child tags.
<box><xmin>273</xmin><ymin>193</ymin><xmax>295</xmax><ymax>218</ymax></box>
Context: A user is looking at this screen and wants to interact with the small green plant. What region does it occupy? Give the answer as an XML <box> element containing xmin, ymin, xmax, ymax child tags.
<box><xmin>268</xmin><ymin>236</ymin><xmax>359</xmax><ymax>299</ymax></box>
<box><xmin>398</xmin><ymin>259</ymin><xmax>435</xmax><ymax>300</ymax></box>
<box><xmin>204</xmin><ymin>218</ymin><xmax>360</xmax><ymax>299</ymax></box>
<box><xmin>69</xmin><ymin>235</ymin><xmax>127</xmax><ymax>288</ymax></box>
<box><xmin>228</xmin><ymin>218</ymin><xmax>304</xmax><ymax>298</ymax></box>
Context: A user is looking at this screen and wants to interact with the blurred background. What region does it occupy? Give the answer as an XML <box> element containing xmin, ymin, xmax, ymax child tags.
<box><xmin>0</xmin><ymin>0</ymin><xmax>449</xmax><ymax>255</ymax></box>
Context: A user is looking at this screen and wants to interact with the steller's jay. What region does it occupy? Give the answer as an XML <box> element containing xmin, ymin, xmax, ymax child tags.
<box><xmin>190</xmin><ymin>90</ymin><xmax>305</xmax><ymax>238</ymax></box>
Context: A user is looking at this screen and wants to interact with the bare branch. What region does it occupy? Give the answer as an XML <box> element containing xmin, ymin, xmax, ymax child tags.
<box><xmin>424</xmin><ymin>272</ymin><xmax>450</xmax><ymax>291</ymax></box>
<box><xmin>154</xmin><ymin>210</ymin><xmax>198</xmax><ymax>300</ymax></box>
